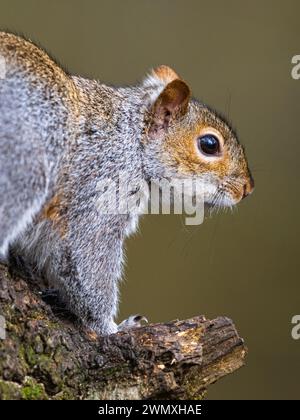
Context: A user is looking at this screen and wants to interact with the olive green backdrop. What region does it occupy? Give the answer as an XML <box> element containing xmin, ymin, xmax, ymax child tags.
<box><xmin>1</xmin><ymin>0</ymin><xmax>299</xmax><ymax>400</ymax></box>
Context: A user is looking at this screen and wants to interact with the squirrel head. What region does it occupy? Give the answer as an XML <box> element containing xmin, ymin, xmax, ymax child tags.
<box><xmin>142</xmin><ymin>65</ymin><xmax>254</xmax><ymax>207</ymax></box>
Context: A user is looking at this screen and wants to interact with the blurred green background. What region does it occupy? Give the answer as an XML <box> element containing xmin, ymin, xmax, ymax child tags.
<box><xmin>1</xmin><ymin>0</ymin><xmax>299</xmax><ymax>399</ymax></box>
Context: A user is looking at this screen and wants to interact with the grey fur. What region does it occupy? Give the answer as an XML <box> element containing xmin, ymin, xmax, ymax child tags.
<box><xmin>0</xmin><ymin>33</ymin><xmax>253</xmax><ymax>335</ymax></box>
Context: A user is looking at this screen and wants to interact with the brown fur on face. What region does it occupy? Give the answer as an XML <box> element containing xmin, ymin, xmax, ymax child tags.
<box><xmin>146</xmin><ymin>67</ymin><xmax>254</xmax><ymax>205</ymax></box>
<box><xmin>163</xmin><ymin>103</ymin><xmax>253</xmax><ymax>203</ymax></box>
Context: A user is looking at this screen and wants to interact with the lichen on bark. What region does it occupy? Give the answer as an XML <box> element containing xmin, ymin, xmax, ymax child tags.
<box><xmin>0</xmin><ymin>263</ymin><xmax>247</xmax><ymax>400</ymax></box>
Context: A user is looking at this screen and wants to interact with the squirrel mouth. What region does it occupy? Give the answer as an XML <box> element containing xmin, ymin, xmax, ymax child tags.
<box><xmin>208</xmin><ymin>176</ymin><xmax>254</xmax><ymax>209</ymax></box>
<box><xmin>205</xmin><ymin>186</ymin><xmax>242</xmax><ymax>210</ymax></box>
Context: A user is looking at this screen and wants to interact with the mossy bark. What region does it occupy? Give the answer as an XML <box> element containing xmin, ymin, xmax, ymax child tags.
<box><xmin>0</xmin><ymin>263</ymin><xmax>247</xmax><ymax>400</ymax></box>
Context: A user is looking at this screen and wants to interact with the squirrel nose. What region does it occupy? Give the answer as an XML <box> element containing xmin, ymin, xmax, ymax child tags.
<box><xmin>242</xmin><ymin>175</ymin><xmax>254</xmax><ymax>199</ymax></box>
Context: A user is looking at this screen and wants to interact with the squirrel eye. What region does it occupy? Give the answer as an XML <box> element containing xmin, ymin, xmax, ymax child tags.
<box><xmin>197</xmin><ymin>134</ymin><xmax>220</xmax><ymax>156</ymax></box>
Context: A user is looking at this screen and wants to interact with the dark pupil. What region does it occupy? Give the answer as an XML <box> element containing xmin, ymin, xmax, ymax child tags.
<box><xmin>198</xmin><ymin>135</ymin><xmax>219</xmax><ymax>155</ymax></box>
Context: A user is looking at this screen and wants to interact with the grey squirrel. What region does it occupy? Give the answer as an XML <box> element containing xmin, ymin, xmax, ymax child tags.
<box><xmin>0</xmin><ymin>32</ymin><xmax>254</xmax><ymax>335</ymax></box>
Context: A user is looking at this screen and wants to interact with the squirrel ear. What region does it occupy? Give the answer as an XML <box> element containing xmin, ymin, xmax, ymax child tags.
<box><xmin>149</xmin><ymin>79</ymin><xmax>191</xmax><ymax>136</ymax></box>
<box><xmin>148</xmin><ymin>65</ymin><xmax>181</xmax><ymax>85</ymax></box>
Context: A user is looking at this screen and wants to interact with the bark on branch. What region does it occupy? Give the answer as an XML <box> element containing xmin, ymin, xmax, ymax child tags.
<box><xmin>0</xmin><ymin>263</ymin><xmax>247</xmax><ymax>400</ymax></box>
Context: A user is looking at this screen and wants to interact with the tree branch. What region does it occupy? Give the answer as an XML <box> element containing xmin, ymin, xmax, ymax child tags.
<box><xmin>0</xmin><ymin>263</ymin><xmax>246</xmax><ymax>400</ymax></box>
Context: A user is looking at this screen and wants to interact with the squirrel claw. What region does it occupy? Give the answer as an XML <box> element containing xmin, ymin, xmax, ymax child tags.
<box><xmin>118</xmin><ymin>314</ymin><xmax>148</xmax><ymax>331</ymax></box>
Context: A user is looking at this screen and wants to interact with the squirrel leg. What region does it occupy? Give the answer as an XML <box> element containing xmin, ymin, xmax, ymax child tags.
<box><xmin>53</xmin><ymin>212</ymin><xmax>126</xmax><ymax>336</ymax></box>
<box><xmin>55</xmin><ymin>247</ymin><xmax>121</xmax><ymax>336</ymax></box>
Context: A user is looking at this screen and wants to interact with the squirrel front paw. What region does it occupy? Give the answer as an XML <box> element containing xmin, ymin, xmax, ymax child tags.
<box><xmin>118</xmin><ymin>314</ymin><xmax>148</xmax><ymax>331</ymax></box>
